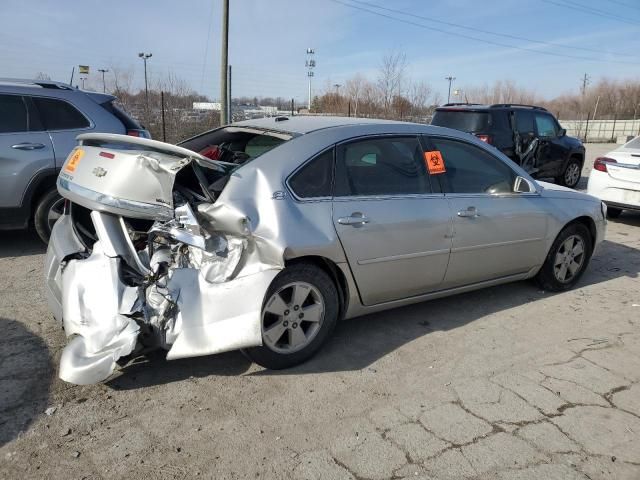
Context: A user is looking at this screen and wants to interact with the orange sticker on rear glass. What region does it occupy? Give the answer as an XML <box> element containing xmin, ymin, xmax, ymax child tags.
<box><xmin>424</xmin><ymin>150</ymin><xmax>446</xmax><ymax>174</ymax></box>
<box><xmin>65</xmin><ymin>149</ymin><xmax>84</xmax><ymax>173</ymax></box>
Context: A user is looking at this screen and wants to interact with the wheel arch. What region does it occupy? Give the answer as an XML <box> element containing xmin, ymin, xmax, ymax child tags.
<box><xmin>285</xmin><ymin>255</ymin><xmax>349</xmax><ymax>321</ymax></box>
<box><xmin>564</xmin><ymin>215</ymin><xmax>597</xmax><ymax>254</ymax></box>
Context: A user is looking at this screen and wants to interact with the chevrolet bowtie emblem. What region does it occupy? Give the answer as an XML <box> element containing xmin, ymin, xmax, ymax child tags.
<box><xmin>92</xmin><ymin>167</ymin><xmax>107</xmax><ymax>177</ymax></box>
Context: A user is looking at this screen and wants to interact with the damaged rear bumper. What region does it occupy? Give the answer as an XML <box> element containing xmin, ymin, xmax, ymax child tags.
<box><xmin>45</xmin><ymin>208</ymin><xmax>280</xmax><ymax>385</ymax></box>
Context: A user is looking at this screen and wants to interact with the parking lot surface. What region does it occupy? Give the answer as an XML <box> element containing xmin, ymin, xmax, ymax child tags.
<box><xmin>1</xmin><ymin>144</ymin><xmax>639</xmax><ymax>479</ymax></box>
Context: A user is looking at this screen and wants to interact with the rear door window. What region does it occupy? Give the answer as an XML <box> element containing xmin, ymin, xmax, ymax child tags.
<box><xmin>0</xmin><ymin>94</ymin><xmax>29</xmax><ymax>133</ymax></box>
<box><xmin>431</xmin><ymin>110</ymin><xmax>491</xmax><ymax>132</ymax></box>
<box><xmin>32</xmin><ymin>97</ymin><xmax>90</xmax><ymax>130</ymax></box>
<box><xmin>335</xmin><ymin>136</ymin><xmax>430</xmax><ymax>196</ymax></box>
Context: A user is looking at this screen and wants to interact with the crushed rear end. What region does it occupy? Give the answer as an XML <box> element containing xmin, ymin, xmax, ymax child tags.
<box><xmin>45</xmin><ymin>133</ymin><xmax>284</xmax><ymax>384</ymax></box>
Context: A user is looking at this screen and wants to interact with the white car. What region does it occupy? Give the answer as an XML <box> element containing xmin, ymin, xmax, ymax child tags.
<box><xmin>587</xmin><ymin>136</ymin><xmax>640</xmax><ymax>218</ymax></box>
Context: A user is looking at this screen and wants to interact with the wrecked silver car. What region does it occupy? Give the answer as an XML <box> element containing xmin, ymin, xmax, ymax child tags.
<box><xmin>45</xmin><ymin>117</ymin><xmax>605</xmax><ymax>385</ymax></box>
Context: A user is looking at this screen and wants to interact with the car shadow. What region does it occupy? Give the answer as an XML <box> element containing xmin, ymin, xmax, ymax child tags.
<box><xmin>106</xmin><ymin>350</ymin><xmax>253</xmax><ymax>391</ymax></box>
<box><xmin>0</xmin><ymin>318</ymin><xmax>53</xmax><ymax>447</ymax></box>
<box><xmin>108</xmin><ymin>238</ymin><xmax>639</xmax><ymax>387</ymax></box>
<box><xmin>0</xmin><ymin>230</ymin><xmax>46</xmax><ymax>259</ymax></box>
<box><xmin>607</xmin><ymin>210</ymin><xmax>640</xmax><ymax>228</ymax></box>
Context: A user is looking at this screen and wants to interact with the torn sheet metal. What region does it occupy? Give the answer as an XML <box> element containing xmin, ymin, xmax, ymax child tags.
<box><xmin>48</xmin><ymin>133</ymin><xmax>288</xmax><ymax>384</ymax></box>
<box><xmin>163</xmin><ymin>268</ymin><xmax>279</xmax><ymax>359</ymax></box>
<box><xmin>59</xmin><ymin>242</ymin><xmax>140</xmax><ymax>384</ymax></box>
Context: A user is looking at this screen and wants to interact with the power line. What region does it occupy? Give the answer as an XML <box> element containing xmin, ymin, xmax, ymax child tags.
<box><xmin>347</xmin><ymin>0</ymin><xmax>637</xmax><ymax>58</ymax></box>
<box><xmin>602</xmin><ymin>0</ymin><xmax>640</xmax><ymax>11</ymax></box>
<box><xmin>541</xmin><ymin>0</ymin><xmax>640</xmax><ymax>26</ymax></box>
<box><xmin>330</xmin><ymin>0</ymin><xmax>640</xmax><ymax>66</ymax></box>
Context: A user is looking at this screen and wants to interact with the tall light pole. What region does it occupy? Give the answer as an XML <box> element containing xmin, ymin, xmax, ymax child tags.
<box><xmin>220</xmin><ymin>0</ymin><xmax>230</xmax><ymax>125</ymax></box>
<box><xmin>138</xmin><ymin>53</ymin><xmax>152</xmax><ymax>109</ymax></box>
<box><xmin>98</xmin><ymin>68</ymin><xmax>109</xmax><ymax>93</ymax></box>
<box><xmin>306</xmin><ymin>48</ymin><xmax>315</xmax><ymax>110</ymax></box>
<box><xmin>445</xmin><ymin>76</ymin><xmax>456</xmax><ymax>104</ymax></box>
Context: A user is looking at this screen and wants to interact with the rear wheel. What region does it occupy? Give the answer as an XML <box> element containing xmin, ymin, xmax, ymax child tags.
<box><xmin>34</xmin><ymin>189</ymin><xmax>64</xmax><ymax>243</ymax></box>
<box><xmin>557</xmin><ymin>157</ymin><xmax>581</xmax><ymax>188</ymax></box>
<box><xmin>242</xmin><ymin>263</ymin><xmax>339</xmax><ymax>370</ymax></box>
<box><xmin>536</xmin><ymin>223</ymin><xmax>592</xmax><ymax>292</ymax></box>
<box><xmin>606</xmin><ymin>207</ymin><xmax>622</xmax><ymax>219</ymax></box>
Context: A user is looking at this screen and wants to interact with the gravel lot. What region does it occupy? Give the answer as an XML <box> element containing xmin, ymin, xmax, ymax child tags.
<box><xmin>1</xmin><ymin>144</ymin><xmax>639</xmax><ymax>480</ymax></box>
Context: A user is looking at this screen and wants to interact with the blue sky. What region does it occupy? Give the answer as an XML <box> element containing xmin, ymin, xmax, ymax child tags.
<box><xmin>1</xmin><ymin>0</ymin><xmax>639</xmax><ymax>103</ymax></box>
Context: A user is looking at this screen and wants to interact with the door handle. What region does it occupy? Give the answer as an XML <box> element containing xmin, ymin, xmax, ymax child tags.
<box><xmin>338</xmin><ymin>212</ymin><xmax>370</xmax><ymax>226</ymax></box>
<box><xmin>11</xmin><ymin>142</ymin><xmax>45</xmax><ymax>150</ymax></box>
<box><xmin>457</xmin><ymin>206</ymin><xmax>479</xmax><ymax>218</ymax></box>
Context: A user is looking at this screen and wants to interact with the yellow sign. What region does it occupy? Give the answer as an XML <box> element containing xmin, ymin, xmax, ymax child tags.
<box><xmin>78</xmin><ymin>65</ymin><xmax>90</xmax><ymax>75</ymax></box>
<box><xmin>65</xmin><ymin>149</ymin><xmax>84</xmax><ymax>173</ymax></box>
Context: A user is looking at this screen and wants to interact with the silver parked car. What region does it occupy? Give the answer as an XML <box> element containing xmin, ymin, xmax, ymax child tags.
<box><xmin>0</xmin><ymin>78</ymin><xmax>149</xmax><ymax>242</ymax></box>
<box><xmin>44</xmin><ymin>117</ymin><xmax>606</xmax><ymax>384</ymax></box>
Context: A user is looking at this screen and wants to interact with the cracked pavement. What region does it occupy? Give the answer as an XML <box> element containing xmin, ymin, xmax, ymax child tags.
<box><xmin>1</xmin><ymin>144</ymin><xmax>640</xmax><ymax>479</ymax></box>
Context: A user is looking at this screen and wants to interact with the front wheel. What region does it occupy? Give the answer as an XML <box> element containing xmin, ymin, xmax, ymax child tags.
<box><xmin>557</xmin><ymin>158</ymin><xmax>582</xmax><ymax>188</ymax></box>
<box><xmin>535</xmin><ymin>223</ymin><xmax>592</xmax><ymax>292</ymax></box>
<box><xmin>242</xmin><ymin>263</ymin><xmax>339</xmax><ymax>370</ymax></box>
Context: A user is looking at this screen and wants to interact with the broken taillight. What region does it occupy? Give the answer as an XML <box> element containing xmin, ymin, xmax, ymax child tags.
<box><xmin>475</xmin><ymin>134</ymin><xmax>492</xmax><ymax>144</ymax></box>
<box><xmin>594</xmin><ymin>157</ymin><xmax>616</xmax><ymax>172</ymax></box>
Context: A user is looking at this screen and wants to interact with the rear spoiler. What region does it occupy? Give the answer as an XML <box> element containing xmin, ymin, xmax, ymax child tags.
<box><xmin>75</xmin><ymin>133</ymin><xmax>234</xmax><ymax>172</ymax></box>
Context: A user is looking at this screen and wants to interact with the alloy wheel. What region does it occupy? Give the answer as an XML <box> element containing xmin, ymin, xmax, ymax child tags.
<box><xmin>262</xmin><ymin>282</ymin><xmax>325</xmax><ymax>354</ymax></box>
<box><xmin>564</xmin><ymin>162</ymin><xmax>580</xmax><ymax>187</ymax></box>
<box><xmin>47</xmin><ymin>197</ymin><xmax>65</xmax><ymax>232</ymax></box>
<box><xmin>553</xmin><ymin>234</ymin><xmax>585</xmax><ymax>283</ymax></box>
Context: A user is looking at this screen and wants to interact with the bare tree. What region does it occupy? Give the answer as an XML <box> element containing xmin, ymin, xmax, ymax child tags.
<box><xmin>377</xmin><ymin>52</ymin><xmax>407</xmax><ymax>117</ymax></box>
<box><xmin>35</xmin><ymin>72</ymin><xmax>51</xmax><ymax>81</ymax></box>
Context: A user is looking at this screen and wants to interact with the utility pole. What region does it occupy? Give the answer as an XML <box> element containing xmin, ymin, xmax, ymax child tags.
<box><xmin>98</xmin><ymin>68</ymin><xmax>109</xmax><ymax>93</ymax></box>
<box><xmin>306</xmin><ymin>48</ymin><xmax>315</xmax><ymax>110</ymax></box>
<box><xmin>227</xmin><ymin>64</ymin><xmax>232</xmax><ymax>122</ymax></box>
<box><xmin>138</xmin><ymin>52</ymin><xmax>152</xmax><ymax>109</ymax></box>
<box><xmin>581</xmin><ymin>73</ymin><xmax>590</xmax><ymax>96</ymax></box>
<box><xmin>220</xmin><ymin>0</ymin><xmax>230</xmax><ymax>125</ymax></box>
<box><xmin>445</xmin><ymin>76</ymin><xmax>456</xmax><ymax>103</ymax></box>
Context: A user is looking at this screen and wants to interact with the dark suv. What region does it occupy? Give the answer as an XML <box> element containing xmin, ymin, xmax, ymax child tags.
<box><xmin>0</xmin><ymin>78</ymin><xmax>148</xmax><ymax>242</ymax></box>
<box><xmin>431</xmin><ymin>104</ymin><xmax>585</xmax><ymax>188</ymax></box>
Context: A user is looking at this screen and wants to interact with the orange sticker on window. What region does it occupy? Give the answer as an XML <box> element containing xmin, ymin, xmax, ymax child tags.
<box><xmin>424</xmin><ymin>150</ymin><xmax>446</xmax><ymax>174</ymax></box>
<box><xmin>65</xmin><ymin>148</ymin><xmax>84</xmax><ymax>173</ymax></box>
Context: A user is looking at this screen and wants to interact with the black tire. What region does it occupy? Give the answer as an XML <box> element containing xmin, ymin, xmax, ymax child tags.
<box><xmin>535</xmin><ymin>223</ymin><xmax>593</xmax><ymax>292</ymax></box>
<box><xmin>33</xmin><ymin>189</ymin><xmax>64</xmax><ymax>244</ymax></box>
<box><xmin>606</xmin><ymin>207</ymin><xmax>622</xmax><ymax>219</ymax></box>
<box><xmin>242</xmin><ymin>263</ymin><xmax>339</xmax><ymax>370</ymax></box>
<box><xmin>557</xmin><ymin>157</ymin><xmax>582</xmax><ymax>188</ymax></box>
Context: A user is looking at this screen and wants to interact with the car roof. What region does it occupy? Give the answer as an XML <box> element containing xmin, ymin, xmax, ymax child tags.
<box><xmin>233</xmin><ymin>115</ymin><xmax>418</xmax><ymax>135</ymax></box>
<box><xmin>0</xmin><ymin>78</ymin><xmax>115</xmax><ymax>104</ymax></box>
<box><xmin>435</xmin><ymin>103</ymin><xmax>548</xmax><ymax>112</ymax></box>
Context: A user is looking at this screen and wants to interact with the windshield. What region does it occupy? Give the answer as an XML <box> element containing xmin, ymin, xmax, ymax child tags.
<box><xmin>431</xmin><ymin>110</ymin><xmax>491</xmax><ymax>132</ymax></box>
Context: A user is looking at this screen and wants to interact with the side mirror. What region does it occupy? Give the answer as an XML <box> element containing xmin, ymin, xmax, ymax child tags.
<box><xmin>558</xmin><ymin>128</ymin><xmax>566</xmax><ymax>137</ymax></box>
<box><xmin>514</xmin><ymin>176</ymin><xmax>536</xmax><ymax>193</ymax></box>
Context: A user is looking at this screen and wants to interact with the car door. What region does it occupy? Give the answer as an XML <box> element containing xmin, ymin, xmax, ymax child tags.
<box><xmin>30</xmin><ymin>96</ymin><xmax>92</xmax><ymax>167</ymax></box>
<box><xmin>512</xmin><ymin>109</ymin><xmax>538</xmax><ymax>173</ymax></box>
<box><xmin>0</xmin><ymin>94</ymin><xmax>54</xmax><ymax>209</ymax></box>
<box><xmin>332</xmin><ymin>135</ymin><xmax>452</xmax><ymax>306</ymax></box>
<box><xmin>423</xmin><ymin>136</ymin><xmax>548</xmax><ymax>288</ymax></box>
<box><xmin>534</xmin><ymin>112</ymin><xmax>567</xmax><ymax>177</ymax></box>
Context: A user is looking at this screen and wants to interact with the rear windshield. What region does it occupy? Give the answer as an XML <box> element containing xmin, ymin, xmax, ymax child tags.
<box><xmin>431</xmin><ymin>110</ymin><xmax>491</xmax><ymax>133</ymax></box>
<box><xmin>621</xmin><ymin>136</ymin><xmax>640</xmax><ymax>150</ymax></box>
<box><xmin>179</xmin><ymin>126</ymin><xmax>292</xmax><ymax>165</ymax></box>
<box><xmin>100</xmin><ymin>101</ymin><xmax>142</xmax><ymax>130</ymax></box>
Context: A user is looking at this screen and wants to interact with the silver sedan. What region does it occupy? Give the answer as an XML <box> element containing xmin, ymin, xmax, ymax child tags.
<box><xmin>45</xmin><ymin>117</ymin><xmax>606</xmax><ymax>384</ymax></box>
